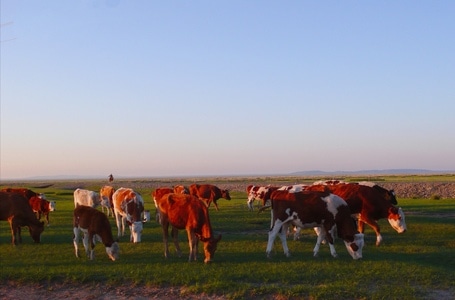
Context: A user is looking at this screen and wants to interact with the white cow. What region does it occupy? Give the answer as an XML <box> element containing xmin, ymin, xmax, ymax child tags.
<box><xmin>74</xmin><ymin>188</ymin><xmax>109</xmax><ymax>208</ymax></box>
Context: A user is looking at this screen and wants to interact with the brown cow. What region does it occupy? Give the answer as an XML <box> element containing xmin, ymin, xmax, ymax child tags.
<box><xmin>264</xmin><ymin>189</ymin><xmax>364</xmax><ymax>260</ymax></box>
<box><xmin>155</xmin><ymin>193</ymin><xmax>222</xmax><ymax>263</ymax></box>
<box><xmin>189</xmin><ymin>184</ymin><xmax>231</xmax><ymax>211</ymax></box>
<box><xmin>0</xmin><ymin>187</ymin><xmax>55</xmax><ymax>226</ymax></box>
<box><xmin>0</xmin><ymin>192</ymin><xmax>45</xmax><ymax>245</ymax></box>
<box><xmin>312</xmin><ymin>181</ymin><xmax>406</xmax><ymax>246</ymax></box>
<box><xmin>73</xmin><ymin>205</ymin><xmax>119</xmax><ymax>261</ymax></box>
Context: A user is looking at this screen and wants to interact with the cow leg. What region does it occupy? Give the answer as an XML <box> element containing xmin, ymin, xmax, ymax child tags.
<box><xmin>114</xmin><ymin>212</ymin><xmax>123</xmax><ymax>238</ymax></box>
<box><xmin>359</xmin><ymin>216</ymin><xmax>382</xmax><ymax>246</ymax></box>
<box><xmin>213</xmin><ymin>200</ymin><xmax>219</xmax><ymax>211</ymax></box>
<box><xmin>162</xmin><ymin>220</ymin><xmax>171</xmax><ymax>259</ymax></box>
<box><xmin>45</xmin><ymin>213</ymin><xmax>50</xmax><ymax>226</ymax></box>
<box><xmin>279</xmin><ymin>223</ymin><xmax>290</xmax><ymax>257</ymax></box>
<box><xmin>266</xmin><ymin>219</ymin><xmax>286</xmax><ymax>258</ymax></box>
<box><xmin>9</xmin><ymin>220</ymin><xmax>18</xmax><ymax>245</ymax></box>
<box><xmin>73</xmin><ymin>227</ymin><xmax>81</xmax><ymax>258</ymax></box>
<box><xmin>171</xmin><ymin>226</ymin><xmax>182</xmax><ymax>257</ymax></box>
<box><xmin>17</xmin><ymin>226</ymin><xmax>22</xmax><ymax>244</ymax></box>
<box><xmin>187</xmin><ymin>230</ymin><xmax>198</xmax><ymax>262</ymax></box>
<box><xmin>89</xmin><ymin>233</ymin><xmax>96</xmax><ymax>260</ymax></box>
<box><xmin>81</xmin><ymin>231</ymin><xmax>90</xmax><ymax>258</ymax></box>
<box><xmin>326</xmin><ymin>226</ymin><xmax>338</xmax><ymax>258</ymax></box>
<box><xmin>313</xmin><ymin>227</ymin><xmax>325</xmax><ymax>257</ymax></box>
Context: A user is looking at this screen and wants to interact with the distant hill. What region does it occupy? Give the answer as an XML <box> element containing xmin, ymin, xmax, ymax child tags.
<box><xmin>289</xmin><ymin>169</ymin><xmax>453</xmax><ymax>176</ymax></box>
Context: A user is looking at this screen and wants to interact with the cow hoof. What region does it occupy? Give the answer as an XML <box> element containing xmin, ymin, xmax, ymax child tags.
<box><xmin>285</xmin><ymin>252</ymin><xmax>291</xmax><ymax>258</ymax></box>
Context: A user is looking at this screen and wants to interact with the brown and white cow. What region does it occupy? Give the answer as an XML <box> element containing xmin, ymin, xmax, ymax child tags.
<box><xmin>189</xmin><ymin>184</ymin><xmax>231</xmax><ymax>211</ymax></box>
<box><xmin>73</xmin><ymin>205</ymin><xmax>119</xmax><ymax>261</ymax></box>
<box><xmin>155</xmin><ymin>193</ymin><xmax>222</xmax><ymax>263</ymax></box>
<box><xmin>74</xmin><ymin>188</ymin><xmax>108</xmax><ymax>208</ymax></box>
<box><xmin>246</xmin><ymin>185</ymin><xmax>279</xmax><ymax>210</ymax></box>
<box><xmin>29</xmin><ymin>196</ymin><xmax>56</xmax><ymax>226</ymax></box>
<box><xmin>0</xmin><ymin>191</ymin><xmax>45</xmax><ymax>245</ymax></box>
<box><xmin>312</xmin><ymin>181</ymin><xmax>406</xmax><ymax>246</ymax></box>
<box><xmin>264</xmin><ymin>189</ymin><xmax>364</xmax><ymax>260</ymax></box>
<box><xmin>100</xmin><ymin>186</ymin><xmax>115</xmax><ymax>217</ymax></box>
<box><xmin>113</xmin><ymin>187</ymin><xmax>149</xmax><ymax>243</ymax></box>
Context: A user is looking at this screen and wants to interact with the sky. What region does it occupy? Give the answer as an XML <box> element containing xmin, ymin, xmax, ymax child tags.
<box><xmin>1</xmin><ymin>1</ymin><xmax>454</xmax><ymax>180</ymax></box>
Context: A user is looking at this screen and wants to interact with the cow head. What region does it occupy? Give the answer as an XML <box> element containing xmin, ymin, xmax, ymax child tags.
<box><xmin>200</xmin><ymin>234</ymin><xmax>222</xmax><ymax>263</ymax></box>
<box><xmin>129</xmin><ymin>221</ymin><xmax>143</xmax><ymax>243</ymax></box>
<box><xmin>222</xmin><ymin>190</ymin><xmax>231</xmax><ymax>200</ymax></box>
<box><xmin>387</xmin><ymin>207</ymin><xmax>407</xmax><ymax>233</ymax></box>
<box><xmin>29</xmin><ymin>221</ymin><xmax>45</xmax><ymax>243</ymax></box>
<box><xmin>48</xmin><ymin>201</ymin><xmax>56</xmax><ymax>211</ymax></box>
<box><xmin>105</xmin><ymin>241</ymin><xmax>120</xmax><ymax>261</ymax></box>
<box><xmin>343</xmin><ymin>233</ymin><xmax>364</xmax><ymax>260</ymax></box>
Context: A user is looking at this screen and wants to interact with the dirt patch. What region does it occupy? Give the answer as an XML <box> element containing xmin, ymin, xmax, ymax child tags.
<box><xmin>0</xmin><ymin>281</ymin><xmax>228</xmax><ymax>300</ymax></box>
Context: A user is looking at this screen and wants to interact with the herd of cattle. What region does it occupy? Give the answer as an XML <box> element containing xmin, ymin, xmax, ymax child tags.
<box><xmin>0</xmin><ymin>181</ymin><xmax>407</xmax><ymax>264</ymax></box>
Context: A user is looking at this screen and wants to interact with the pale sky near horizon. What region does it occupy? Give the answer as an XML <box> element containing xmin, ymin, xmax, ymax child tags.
<box><xmin>1</xmin><ymin>0</ymin><xmax>454</xmax><ymax>180</ymax></box>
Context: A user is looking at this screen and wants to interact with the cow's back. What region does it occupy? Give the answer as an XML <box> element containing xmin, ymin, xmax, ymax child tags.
<box><xmin>74</xmin><ymin>205</ymin><xmax>112</xmax><ymax>236</ymax></box>
<box><xmin>0</xmin><ymin>188</ymin><xmax>38</xmax><ymax>200</ymax></box>
<box><xmin>74</xmin><ymin>189</ymin><xmax>100</xmax><ymax>208</ymax></box>
<box><xmin>159</xmin><ymin>193</ymin><xmax>207</xmax><ymax>229</ymax></box>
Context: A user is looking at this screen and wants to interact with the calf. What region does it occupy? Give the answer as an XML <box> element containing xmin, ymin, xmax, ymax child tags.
<box><xmin>0</xmin><ymin>192</ymin><xmax>45</xmax><ymax>245</ymax></box>
<box><xmin>73</xmin><ymin>205</ymin><xmax>119</xmax><ymax>261</ymax></box>
<box><xmin>155</xmin><ymin>193</ymin><xmax>222</xmax><ymax>263</ymax></box>
<box><xmin>29</xmin><ymin>196</ymin><xmax>56</xmax><ymax>226</ymax></box>
<box><xmin>264</xmin><ymin>189</ymin><xmax>364</xmax><ymax>260</ymax></box>
<box><xmin>113</xmin><ymin>187</ymin><xmax>148</xmax><ymax>243</ymax></box>
<box><xmin>189</xmin><ymin>184</ymin><xmax>231</xmax><ymax>211</ymax></box>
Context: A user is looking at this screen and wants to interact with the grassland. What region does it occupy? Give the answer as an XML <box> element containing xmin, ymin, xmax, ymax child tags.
<box><xmin>1</xmin><ymin>177</ymin><xmax>454</xmax><ymax>299</ymax></box>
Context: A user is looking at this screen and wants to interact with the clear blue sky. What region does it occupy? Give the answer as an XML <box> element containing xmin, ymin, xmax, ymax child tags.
<box><xmin>1</xmin><ymin>1</ymin><xmax>454</xmax><ymax>179</ymax></box>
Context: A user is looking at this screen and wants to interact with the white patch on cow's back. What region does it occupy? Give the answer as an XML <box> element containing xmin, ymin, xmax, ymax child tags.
<box><xmin>278</xmin><ymin>184</ymin><xmax>307</xmax><ymax>193</ymax></box>
<box><xmin>321</xmin><ymin>194</ymin><xmax>346</xmax><ymax>216</ymax></box>
<box><xmin>358</xmin><ymin>181</ymin><xmax>376</xmax><ymax>188</ymax></box>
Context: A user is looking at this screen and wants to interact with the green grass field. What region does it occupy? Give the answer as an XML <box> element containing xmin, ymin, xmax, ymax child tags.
<box><xmin>1</xmin><ymin>183</ymin><xmax>454</xmax><ymax>299</ymax></box>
